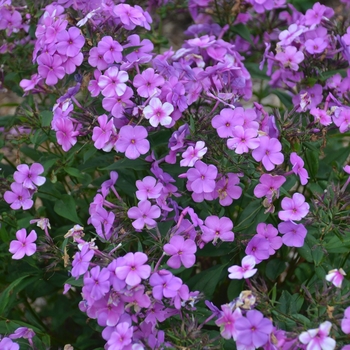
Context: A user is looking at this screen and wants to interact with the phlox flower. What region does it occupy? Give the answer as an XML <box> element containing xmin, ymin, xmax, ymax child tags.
<box><xmin>186</xmin><ymin>160</ymin><xmax>217</xmax><ymax>194</ymax></box>
<box><xmin>341</xmin><ymin>307</ymin><xmax>350</xmax><ymax>334</ymax></box>
<box><xmin>304</xmin><ymin>2</ymin><xmax>334</xmax><ymax>26</ymax></box>
<box><xmin>215</xmin><ymin>304</ymin><xmax>242</xmax><ymax>340</ymax></box>
<box><xmin>9</xmin><ymin>229</ymin><xmax>37</xmax><ymax>260</ymax></box>
<box><xmin>37</xmin><ymin>54</ymin><xmax>65</xmax><ymax>86</ymax></box>
<box><xmin>133</xmin><ymin>68</ymin><xmax>164</xmax><ymax>98</ymax></box>
<box><xmin>256</xmin><ymin>223</ymin><xmax>282</xmax><ymax>255</ymax></box>
<box><xmin>305</xmin><ymin>38</ymin><xmax>328</xmax><ymax>54</ymax></box>
<box><xmin>0</xmin><ymin>337</ymin><xmax>19</xmax><ymax>350</ymax></box>
<box><xmin>83</xmin><ymin>266</ymin><xmax>110</xmax><ymax>300</ymax></box>
<box><xmin>164</xmin><ymin>235</ymin><xmax>197</xmax><ymax>269</ymax></box>
<box><xmin>290</xmin><ymin>152</ymin><xmax>309</xmax><ymax>185</ymax></box>
<box><xmin>278</xmin><ymin>221</ymin><xmax>307</xmax><ymax>247</ymax></box>
<box><xmin>201</xmin><ymin>215</ymin><xmax>234</xmax><ymax>244</ymax></box>
<box><xmin>310</xmin><ymin>108</ymin><xmax>332</xmax><ymax>126</ymax></box>
<box><xmin>92</xmin><ymin>114</ymin><xmax>114</xmax><ymax>150</ymax></box>
<box><xmin>326</xmin><ymin>268</ymin><xmax>346</xmax><ymax>288</ymax></box>
<box><xmin>123</xmin><ymin>34</ymin><xmax>153</xmax><ymax>63</ymax></box>
<box><xmin>228</xmin><ymin>255</ymin><xmax>257</xmax><ymax>279</ymax></box>
<box><xmin>115</xmin><ymin>125</ymin><xmax>149</xmax><ymax>160</ymax></box>
<box><xmin>9</xmin><ymin>327</ymin><xmax>35</xmax><ymax>340</ymax></box>
<box><xmin>56</xmin><ymin>26</ymin><xmax>85</xmax><ymax>57</ymax></box>
<box><xmin>235</xmin><ymin>310</ymin><xmax>273</xmax><ymax>348</ymax></box>
<box><xmin>245</xmin><ymin>236</ymin><xmax>270</xmax><ymax>263</ymax></box>
<box><xmin>299</xmin><ymin>321</ymin><xmax>336</xmax><ymax>350</ymax></box>
<box><xmin>143</xmin><ymin>97</ymin><xmax>174</xmax><ymax>127</ymax></box>
<box><xmin>4</xmin><ymin>183</ymin><xmax>33</xmax><ymax>210</ymax></box>
<box><xmin>252</xmin><ymin>136</ymin><xmax>284</xmax><ymax>171</ymax></box>
<box><xmin>213</xmin><ymin>173</ymin><xmax>242</xmax><ymax>206</ymax></box>
<box><xmin>127</xmin><ymin>200</ymin><xmax>160</xmax><ymax>230</ymax></box>
<box><xmin>278</xmin><ymin>193</ymin><xmax>309</xmax><ymax>221</ymax></box>
<box><xmin>254</xmin><ymin>174</ymin><xmax>286</xmax><ymax>202</ymax></box>
<box><xmin>97</xmin><ymin>36</ymin><xmax>123</xmax><ymax>64</ymax></box>
<box><xmin>115</xmin><ymin>252</ymin><xmax>151</xmax><ymax>287</ymax></box>
<box><xmin>149</xmin><ymin>270</ymin><xmax>182</xmax><ymax>300</ymax></box>
<box><xmin>13</xmin><ymin>163</ymin><xmax>46</xmax><ymax>190</ymax></box>
<box><xmin>106</xmin><ymin>322</ymin><xmax>133</xmax><ymax>349</ymax></box>
<box><xmin>227</xmin><ymin>126</ymin><xmax>260</xmax><ymax>154</ymax></box>
<box><xmin>135</xmin><ymin>176</ymin><xmax>163</xmax><ymax>200</ymax></box>
<box><xmin>180</xmin><ymin>141</ymin><xmax>207</xmax><ymax>167</ymax></box>
<box><xmin>55</xmin><ymin>118</ymin><xmax>80</xmax><ymax>152</ymax></box>
<box><xmin>71</xmin><ymin>244</ymin><xmax>94</xmax><ymax>278</ymax></box>
<box><xmin>275</xmin><ymin>46</ymin><xmax>304</xmax><ymax>71</ymax></box>
<box><xmin>98</xmin><ymin>66</ymin><xmax>128</xmax><ymax>97</ymax></box>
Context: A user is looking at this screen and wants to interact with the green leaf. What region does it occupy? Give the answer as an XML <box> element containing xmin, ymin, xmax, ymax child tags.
<box><xmin>231</xmin><ymin>24</ymin><xmax>253</xmax><ymax>44</ymax></box>
<box><xmin>54</xmin><ymin>194</ymin><xmax>82</xmax><ymax>224</ymax></box>
<box><xmin>101</xmin><ymin>157</ymin><xmax>148</xmax><ymax>171</ymax></box>
<box><xmin>0</xmin><ymin>275</ymin><xmax>36</xmax><ymax>315</ymax></box>
<box><xmin>187</xmin><ymin>264</ymin><xmax>228</xmax><ymax>299</ymax></box>
<box><xmin>40</xmin><ymin>110</ymin><xmax>53</xmax><ymax>127</ymax></box>
<box><xmin>278</xmin><ymin>291</ymin><xmax>304</xmax><ymax>314</ymax></box>
<box><xmin>270</xmin><ymin>89</ymin><xmax>293</xmax><ymax>109</ymax></box>
<box><xmin>304</xmin><ymin>148</ymin><xmax>319</xmax><ymax>179</ymax></box>
<box><xmin>266</xmin><ymin>259</ymin><xmax>286</xmax><ymax>281</ymax></box>
<box><xmin>244</xmin><ymin>62</ymin><xmax>269</xmax><ymax>80</ymax></box>
<box><xmin>65</xmin><ymin>277</ymin><xmax>83</xmax><ymax>287</ymax></box>
<box><xmin>64</xmin><ymin>166</ymin><xmax>85</xmax><ymax>179</ymax></box>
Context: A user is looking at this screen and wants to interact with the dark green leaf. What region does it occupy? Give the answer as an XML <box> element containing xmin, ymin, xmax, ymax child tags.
<box><xmin>54</xmin><ymin>194</ymin><xmax>82</xmax><ymax>224</ymax></box>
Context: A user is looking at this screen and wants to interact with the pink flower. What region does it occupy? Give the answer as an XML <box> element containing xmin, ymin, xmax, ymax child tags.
<box><xmin>56</xmin><ymin>27</ymin><xmax>85</xmax><ymax>57</ymax></box>
<box><xmin>227</xmin><ymin>126</ymin><xmax>260</xmax><ymax>154</ymax></box>
<box><xmin>127</xmin><ymin>200</ymin><xmax>161</xmax><ymax>230</ymax></box>
<box><xmin>278</xmin><ymin>221</ymin><xmax>307</xmax><ymax>247</ymax></box>
<box><xmin>115</xmin><ymin>252</ymin><xmax>151</xmax><ymax>287</ymax></box>
<box><xmin>254</xmin><ymin>174</ymin><xmax>286</xmax><ymax>202</ymax></box>
<box><xmin>235</xmin><ymin>310</ymin><xmax>273</xmax><ymax>348</ymax></box>
<box><xmin>97</xmin><ymin>36</ymin><xmax>123</xmax><ymax>64</ymax></box>
<box><xmin>299</xmin><ymin>321</ymin><xmax>336</xmax><ymax>350</ymax></box>
<box><xmin>228</xmin><ymin>255</ymin><xmax>257</xmax><ymax>279</ymax></box>
<box><xmin>256</xmin><ymin>223</ymin><xmax>282</xmax><ymax>255</ymax></box>
<box><xmin>98</xmin><ymin>66</ymin><xmax>128</xmax><ymax>97</ymax></box>
<box><xmin>115</xmin><ymin>125</ymin><xmax>150</xmax><ymax>160</ymax></box>
<box><xmin>290</xmin><ymin>152</ymin><xmax>309</xmax><ymax>185</ymax></box>
<box><xmin>252</xmin><ymin>136</ymin><xmax>284</xmax><ymax>171</ymax></box>
<box><xmin>13</xmin><ymin>163</ymin><xmax>46</xmax><ymax>190</ymax></box>
<box><xmin>9</xmin><ymin>229</ymin><xmax>37</xmax><ymax>260</ymax></box>
<box><xmin>135</xmin><ymin>176</ymin><xmax>163</xmax><ymax>200</ymax></box>
<box><xmin>278</xmin><ymin>193</ymin><xmax>309</xmax><ymax>221</ymax></box>
<box><xmin>341</xmin><ymin>307</ymin><xmax>350</xmax><ymax>334</ymax></box>
<box><xmin>133</xmin><ymin>68</ymin><xmax>164</xmax><ymax>98</ymax></box>
<box><xmin>92</xmin><ymin>114</ymin><xmax>114</xmax><ymax>150</ymax></box>
<box><xmin>164</xmin><ymin>235</ymin><xmax>197</xmax><ymax>269</ymax></box>
<box><xmin>149</xmin><ymin>270</ymin><xmax>182</xmax><ymax>300</ymax></box>
<box><xmin>326</xmin><ymin>268</ymin><xmax>346</xmax><ymax>288</ymax></box>
<box><xmin>275</xmin><ymin>46</ymin><xmax>304</xmax><ymax>71</ymax></box>
<box><xmin>201</xmin><ymin>215</ymin><xmax>234</xmax><ymax>244</ymax></box>
<box><xmin>4</xmin><ymin>183</ymin><xmax>33</xmax><ymax>210</ymax></box>
<box><xmin>55</xmin><ymin>118</ymin><xmax>80</xmax><ymax>152</ymax></box>
<box><xmin>180</xmin><ymin>141</ymin><xmax>207</xmax><ymax>167</ymax></box>
<box><xmin>143</xmin><ymin>97</ymin><xmax>174</xmax><ymax>127</ymax></box>
<box><xmin>186</xmin><ymin>161</ymin><xmax>218</xmax><ymax>194</ymax></box>
<box><xmin>107</xmin><ymin>322</ymin><xmax>133</xmax><ymax>349</ymax></box>
<box><xmin>216</xmin><ymin>305</ymin><xmax>242</xmax><ymax>339</ymax></box>
<box><xmin>37</xmin><ymin>54</ymin><xmax>65</xmax><ymax>86</ymax></box>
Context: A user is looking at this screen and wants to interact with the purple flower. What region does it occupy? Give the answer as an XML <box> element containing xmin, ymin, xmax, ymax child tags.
<box><xmin>254</xmin><ymin>174</ymin><xmax>286</xmax><ymax>202</ymax></box>
<box><xmin>0</xmin><ymin>337</ymin><xmax>19</xmax><ymax>350</ymax></box>
<box><xmin>135</xmin><ymin>176</ymin><xmax>163</xmax><ymax>200</ymax></box>
<box><xmin>9</xmin><ymin>327</ymin><xmax>35</xmax><ymax>340</ymax></box>
<box><xmin>97</xmin><ymin>36</ymin><xmax>123</xmax><ymax>64</ymax></box>
<box><xmin>123</xmin><ymin>34</ymin><xmax>153</xmax><ymax>63</ymax></box>
<box><xmin>180</xmin><ymin>141</ymin><xmax>207</xmax><ymax>167</ymax></box>
<box><xmin>143</xmin><ymin>97</ymin><xmax>174</xmax><ymax>127</ymax></box>
<box><xmin>227</xmin><ymin>126</ymin><xmax>260</xmax><ymax>154</ymax></box>
<box><xmin>115</xmin><ymin>252</ymin><xmax>151</xmax><ymax>287</ymax></box>
<box><xmin>235</xmin><ymin>310</ymin><xmax>273</xmax><ymax>348</ymax></box>
<box><xmin>37</xmin><ymin>54</ymin><xmax>65</xmax><ymax>86</ymax></box>
<box><xmin>342</xmin><ymin>307</ymin><xmax>350</xmax><ymax>334</ymax></box>
<box><xmin>164</xmin><ymin>235</ymin><xmax>197</xmax><ymax>268</ymax></box>
<box><xmin>71</xmin><ymin>244</ymin><xmax>94</xmax><ymax>278</ymax></box>
<box><xmin>98</xmin><ymin>66</ymin><xmax>128</xmax><ymax>97</ymax></box>
<box><xmin>115</xmin><ymin>125</ymin><xmax>150</xmax><ymax>160</ymax></box>
<box><xmin>326</xmin><ymin>268</ymin><xmax>346</xmax><ymax>288</ymax></box>
<box><xmin>127</xmin><ymin>200</ymin><xmax>161</xmax><ymax>230</ymax></box>
<box><xmin>245</xmin><ymin>236</ymin><xmax>270</xmax><ymax>263</ymax></box>
<box><xmin>278</xmin><ymin>221</ymin><xmax>307</xmax><ymax>247</ymax></box>
<box><xmin>252</xmin><ymin>136</ymin><xmax>284</xmax><ymax>171</ymax></box>
<box><xmin>213</xmin><ymin>173</ymin><xmax>242</xmax><ymax>206</ymax></box>
<box><xmin>186</xmin><ymin>161</ymin><xmax>218</xmax><ymax>194</ymax></box>
<box><xmin>256</xmin><ymin>223</ymin><xmax>282</xmax><ymax>255</ymax></box>
<box><xmin>278</xmin><ymin>193</ymin><xmax>309</xmax><ymax>221</ymax></box>
<box><xmin>201</xmin><ymin>215</ymin><xmax>234</xmax><ymax>244</ymax></box>
<box><xmin>92</xmin><ymin>114</ymin><xmax>114</xmax><ymax>150</ymax></box>
<box><xmin>9</xmin><ymin>229</ymin><xmax>37</xmax><ymax>260</ymax></box>
<box><xmin>299</xmin><ymin>321</ymin><xmax>335</xmax><ymax>350</ymax></box>
<box><xmin>290</xmin><ymin>152</ymin><xmax>309</xmax><ymax>185</ymax></box>
<box><xmin>106</xmin><ymin>322</ymin><xmax>133</xmax><ymax>349</ymax></box>
<box><xmin>55</xmin><ymin>118</ymin><xmax>80</xmax><ymax>152</ymax></box>
<box><xmin>56</xmin><ymin>27</ymin><xmax>85</xmax><ymax>57</ymax></box>
<box><xmin>228</xmin><ymin>255</ymin><xmax>257</xmax><ymax>279</ymax></box>
<box><xmin>149</xmin><ymin>270</ymin><xmax>182</xmax><ymax>300</ymax></box>
<box><xmin>13</xmin><ymin>163</ymin><xmax>46</xmax><ymax>190</ymax></box>
<box><xmin>275</xmin><ymin>46</ymin><xmax>304</xmax><ymax>71</ymax></box>
<box><xmin>216</xmin><ymin>305</ymin><xmax>242</xmax><ymax>339</ymax></box>
<box><xmin>4</xmin><ymin>183</ymin><xmax>33</xmax><ymax>210</ymax></box>
<box><xmin>83</xmin><ymin>266</ymin><xmax>110</xmax><ymax>300</ymax></box>
<box><xmin>133</xmin><ymin>68</ymin><xmax>164</xmax><ymax>98</ymax></box>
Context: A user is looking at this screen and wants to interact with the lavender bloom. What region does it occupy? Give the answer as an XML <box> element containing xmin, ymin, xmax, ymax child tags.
<box><xmin>9</xmin><ymin>229</ymin><xmax>37</xmax><ymax>260</ymax></box>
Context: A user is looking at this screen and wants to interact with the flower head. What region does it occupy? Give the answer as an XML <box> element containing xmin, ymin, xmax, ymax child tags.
<box><xmin>9</xmin><ymin>229</ymin><xmax>37</xmax><ymax>260</ymax></box>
